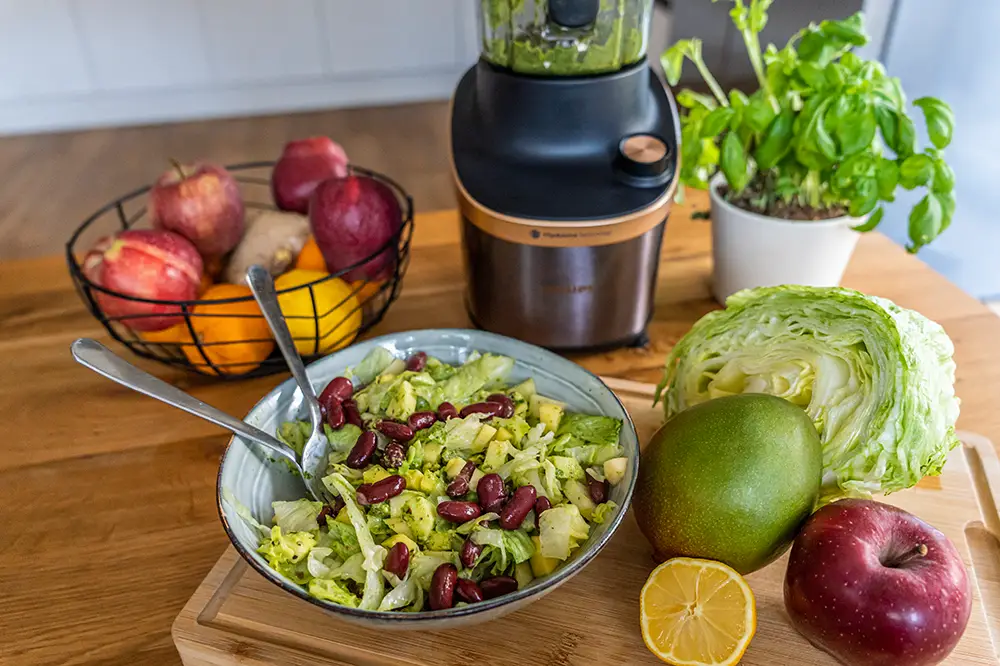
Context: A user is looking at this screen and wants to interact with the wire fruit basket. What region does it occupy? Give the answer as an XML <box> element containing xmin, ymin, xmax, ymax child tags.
<box><xmin>66</xmin><ymin>161</ymin><xmax>413</xmax><ymax>379</ymax></box>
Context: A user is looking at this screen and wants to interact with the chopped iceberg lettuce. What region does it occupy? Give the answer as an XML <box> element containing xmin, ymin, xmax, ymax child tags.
<box><xmin>272</xmin><ymin>498</ymin><xmax>323</xmax><ymax>533</ymax></box>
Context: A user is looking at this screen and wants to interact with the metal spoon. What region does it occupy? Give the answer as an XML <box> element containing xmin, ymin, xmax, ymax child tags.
<box><xmin>245</xmin><ymin>264</ymin><xmax>332</xmax><ymax>504</ymax></box>
<box><xmin>69</xmin><ymin>338</ymin><xmax>335</xmax><ymax>504</ymax></box>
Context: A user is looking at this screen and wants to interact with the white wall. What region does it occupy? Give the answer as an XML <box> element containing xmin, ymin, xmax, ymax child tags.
<box><xmin>0</xmin><ymin>0</ymin><xmax>480</xmax><ymax>135</ymax></box>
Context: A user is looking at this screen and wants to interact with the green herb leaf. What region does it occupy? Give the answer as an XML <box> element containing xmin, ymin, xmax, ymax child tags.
<box><xmin>935</xmin><ymin>190</ymin><xmax>956</xmax><ymax>233</ymax></box>
<box><xmin>797</xmin><ymin>62</ymin><xmax>828</xmax><ymax>90</ymax></box>
<box><xmin>876</xmin><ymin>158</ymin><xmax>899</xmax><ymax>201</ymax></box>
<box><xmin>932</xmin><ymin>159</ymin><xmax>955</xmax><ymax>194</ymax></box>
<box><xmin>720</xmin><ymin>132</ymin><xmax>752</xmax><ymax>193</ymax></box>
<box><xmin>914</xmin><ymin>97</ymin><xmax>955</xmax><ymax>150</ymax></box>
<box><xmin>908</xmin><ymin>193</ymin><xmax>944</xmax><ymax>252</ymax></box>
<box><xmin>899</xmin><ymin>154</ymin><xmax>934</xmax><ymax>189</ymax></box>
<box><xmin>896</xmin><ymin>114</ymin><xmax>918</xmax><ymax>157</ymax></box>
<box><xmin>852</xmin><ymin>205</ymin><xmax>884</xmax><ymax>232</ymax></box>
<box><xmin>754</xmin><ymin>108</ymin><xmax>795</xmax><ymax>169</ymax></box>
<box><xmin>728</xmin><ymin>89</ymin><xmax>749</xmax><ymax>111</ymax></box>
<box><xmin>661</xmin><ymin>43</ymin><xmax>688</xmax><ymax>86</ymax></box>
<box><xmin>744</xmin><ymin>94</ymin><xmax>777</xmax><ymax>134</ymax></box>
<box><xmin>836</xmin><ymin>100</ymin><xmax>877</xmax><ymax>156</ymax></box>
<box><xmin>848</xmin><ymin>178</ymin><xmax>879</xmax><ymax>217</ymax></box>
<box><xmin>820</xmin><ymin>13</ymin><xmax>868</xmax><ymax>46</ymax></box>
<box><xmin>676</xmin><ymin>89</ymin><xmax>718</xmax><ymax>110</ymax></box>
<box><xmin>701</xmin><ymin>107</ymin><xmax>737</xmax><ymax>139</ymax></box>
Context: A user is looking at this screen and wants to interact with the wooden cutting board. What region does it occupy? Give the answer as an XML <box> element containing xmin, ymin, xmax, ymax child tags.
<box><xmin>172</xmin><ymin>379</ymin><xmax>1000</xmax><ymax>665</ymax></box>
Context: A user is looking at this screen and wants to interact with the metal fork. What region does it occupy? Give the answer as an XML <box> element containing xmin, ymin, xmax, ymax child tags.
<box><xmin>69</xmin><ymin>338</ymin><xmax>331</xmax><ymax>499</ymax></box>
<box><xmin>245</xmin><ymin>264</ymin><xmax>337</xmax><ymax>506</ymax></box>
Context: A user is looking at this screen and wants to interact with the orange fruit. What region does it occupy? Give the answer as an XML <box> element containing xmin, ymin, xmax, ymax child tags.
<box><xmin>639</xmin><ymin>558</ymin><xmax>756</xmax><ymax>666</ymax></box>
<box><xmin>351</xmin><ymin>279</ymin><xmax>385</xmax><ymax>304</ymax></box>
<box><xmin>294</xmin><ymin>236</ymin><xmax>327</xmax><ymax>272</ymax></box>
<box><xmin>274</xmin><ymin>269</ymin><xmax>361</xmax><ymax>355</ymax></box>
<box><xmin>140</xmin><ymin>322</ymin><xmax>192</xmax><ymax>345</ymax></box>
<box><xmin>182</xmin><ymin>284</ymin><xmax>274</xmax><ymax>375</ymax></box>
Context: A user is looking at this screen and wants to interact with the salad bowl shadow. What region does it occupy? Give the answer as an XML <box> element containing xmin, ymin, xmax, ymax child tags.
<box><xmin>218</xmin><ymin>328</ymin><xmax>639</xmax><ymax>629</ymax></box>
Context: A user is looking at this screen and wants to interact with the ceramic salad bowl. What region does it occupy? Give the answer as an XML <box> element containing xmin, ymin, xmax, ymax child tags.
<box><xmin>217</xmin><ymin>328</ymin><xmax>639</xmax><ymax>628</ymax></box>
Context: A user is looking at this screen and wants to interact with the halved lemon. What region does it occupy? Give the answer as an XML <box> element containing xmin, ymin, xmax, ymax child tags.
<box><xmin>639</xmin><ymin>557</ymin><xmax>757</xmax><ymax>666</ymax></box>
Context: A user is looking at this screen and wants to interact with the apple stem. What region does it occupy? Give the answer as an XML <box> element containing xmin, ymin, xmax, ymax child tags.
<box><xmin>896</xmin><ymin>543</ymin><xmax>929</xmax><ymax>566</ymax></box>
<box><xmin>169</xmin><ymin>158</ymin><xmax>187</xmax><ymax>181</ymax></box>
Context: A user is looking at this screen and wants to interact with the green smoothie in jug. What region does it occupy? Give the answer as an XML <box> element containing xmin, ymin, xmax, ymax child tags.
<box><xmin>481</xmin><ymin>0</ymin><xmax>650</xmax><ymax>76</ymax></box>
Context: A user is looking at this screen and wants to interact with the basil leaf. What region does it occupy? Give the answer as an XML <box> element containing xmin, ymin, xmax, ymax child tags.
<box><xmin>908</xmin><ymin>193</ymin><xmax>944</xmax><ymax>252</ymax></box>
<box><xmin>661</xmin><ymin>43</ymin><xmax>688</xmax><ymax>86</ymax></box>
<box><xmin>935</xmin><ymin>191</ymin><xmax>956</xmax><ymax>233</ymax></box>
<box><xmin>899</xmin><ymin>154</ymin><xmax>934</xmax><ymax>189</ymax></box>
<box><xmin>876</xmin><ymin>159</ymin><xmax>900</xmax><ymax>202</ymax></box>
<box><xmin>914</xmin><ymin>97</ymin><xmax>955</xmax><ymax>150</ymax></box>
<box><xmin>754</xmin><ymin>108</ymin><xmax>795</xmax><ymax>170</ymax></box>
<box><xmin>798</xmin><ymin>62</ymin><xmax>828</xmax><ymax>90</ymax></box>
<box><xmin>932</xmin><ymin>159</ymin><xmax>955</xmax><ymax>194</ymax></box>
<box><xmin>849</xmin><ymin>178</ymin><xmax>879</xmax><ymax>217</ymax></box>
<box><xmin>852</xmin><ymin>206</ymin><xmax>884</xmax><ymax>232</ymax></box>
<box><xmin>720</xmin><ymin>132</ymin><xmax>751</xmax><ymax>193</ymax></box>
<box><xmin>744</xmin><ymin>95</ymin><xmax>777</xmax><ymax>135</ymax></box>
<box><xmin>896</xmin><ymin>115</ymin><xmax>918</xmax><ymax>157</ymax></box>
<box><xmin>701</xmin><ymin>107</ymin><xmax>737</xmax><ymax>139</ymax></box>
<box><xmin>820</xmin><ymin>13</ymin><xmax>868</xmax><ymax>46</ymax></box>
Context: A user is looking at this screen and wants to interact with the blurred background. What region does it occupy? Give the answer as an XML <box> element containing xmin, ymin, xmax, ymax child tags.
<box><xmin>0</xmin><ymin>0</ymin><xmax>994</xmax><ymax>305</ymax></box>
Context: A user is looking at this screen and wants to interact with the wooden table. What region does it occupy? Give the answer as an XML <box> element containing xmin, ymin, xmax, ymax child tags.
<box><xmin>3</xmin><ymin>193</ymin><xmax>1000</xmax><ymax>666</ymax></box>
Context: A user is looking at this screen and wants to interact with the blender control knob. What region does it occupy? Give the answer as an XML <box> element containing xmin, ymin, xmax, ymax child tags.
<box><xmin>615</xmin><ymin>134</ymin><xmax>671</xmax><ymax>187</ymax></box>
<box><xmin>617</xmin><ymin>134</ymin><xmax>670</xmax><ymax>179</ymax></box>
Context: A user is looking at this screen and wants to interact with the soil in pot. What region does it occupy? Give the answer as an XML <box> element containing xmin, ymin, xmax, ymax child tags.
<box><xmin>718</xmin><ymin>176</ymin><xmax>848</xmax><ymax>221</ymax></box>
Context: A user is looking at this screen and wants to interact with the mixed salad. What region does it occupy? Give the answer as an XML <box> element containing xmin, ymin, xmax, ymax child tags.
<box><xmin>235</xmin><ymin>347</ymin><xmax>626</xmax><ymax>612</ymax></box>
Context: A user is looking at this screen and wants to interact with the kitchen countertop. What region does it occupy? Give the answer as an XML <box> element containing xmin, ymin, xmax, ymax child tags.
<box><xmin>3</xmin><ymin>193</ymin><xmax>999</xmax><ymax>665</ymax></box>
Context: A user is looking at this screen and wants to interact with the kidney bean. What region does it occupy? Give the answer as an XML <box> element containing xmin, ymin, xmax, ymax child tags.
<box><xmin>382</xmin><ymin>442</ymin><xmax>405</xmax><ymax>468</ymax></box>
<box><xmin>480</xmin><ymin>576</ymin><xmax>518</xmax><ymax>600</ymax></box>
<box><xmin>407</xmin><ymin>411</ymin><xmax>437</xmax><ymax>431</ymax></box>
<box><xmin>456</xmin><ymin>578</ymin><xmax>484</xmax><ymax>604</ymax></box>
<box><xmin>320</xmin><ymin>376</ymin><xmax>354</xmax><ymax>404</ymax></box>
<box><xmin>499</xmin><ymin>485</ymin><xmax>537</xmax><ymax>530</ymax></box>
<box><xmin>446</xmin><ymin>461</ymin><xmax>477</xmax><ymax>497</ymax></box>
<box><xmin>586</xmin><ymin>471</ymin><xmax>610</xmax><ymax>505</ymax></box>
<box><xmin>477</xmin><ymin>473</ymin><xmax>506</xmax><ymax>514</ymax></box>
<box><xmin>342</xmin><ymin>398</ymin><xmax>363</xmax><ymax>428</ymax></box>
<box><xmin>429</xmin><ymin>563</ymin><xmax>457</xmax><ymax>610</ymax></box>
<box><xmin>437</xmin><ymin>501</ymin><xmax>481</xmax><ymax>523</ymax></box>
<box><xmin>533</xmin><ymin>496</ymin><xmax>552</xmax><ymax>530</ymax></box>
<box><xmin>406</xmin><ymin>351</ymin><xmax>427</xmax><ymax>372</ymax></box>
<box><xmin>316</xmin><ymin>499</ymin><xmax>344</xmax><ymax>526</ymax></box>
<box><xmin>356</xmin><ymin>475</ymin><xmax>405</xmax><ymax>505</ymax></box>
<box><xmin>346</xmin><ymin>431</ymin><xmax>378</xmax><ymax>469</ymax></box>
<box><xmin>459</xmin><ymin>402</ymin><xmax>505</xmax><ymax>419</ymax></box>
<box><xmin>485</xmin><ymin>393</ymin><xmax>515</xmax><ymax>418</ymax></box>
<box><xmin>437</xmin><ymin>402</ymin><xmax>458</xmax><ymax>421</ymax></box>
<box><xmin>460</xmin><ymin>539</ymin><xmax>483</xmax><ymax>569</ymax></box>
<box><xmin>383</xmin><ymin>542</ymin><xmax>410</xmax><ymax>577</ymax></box>
<box><xmin>324</xmin><ymin>399</ymin><xmax>345</xmax><ymax>429</ymax></box>
<box><xmin>376</xmin><ymin>420</ymin><xmax>414</xmax><ymax>442</ymax></box>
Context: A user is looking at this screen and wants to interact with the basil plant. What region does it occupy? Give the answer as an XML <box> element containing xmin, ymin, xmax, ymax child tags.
<box><xmin>663</xmin><ymin>0</ymin><xmax>955</xmax><ymax>252</ymax></box>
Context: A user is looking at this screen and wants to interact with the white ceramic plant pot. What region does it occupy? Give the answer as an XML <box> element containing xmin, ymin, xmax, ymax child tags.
<box><xmin>709</xmin><ymin>174</ymin><xmax>864</xmax><ymax>303</ymax></box>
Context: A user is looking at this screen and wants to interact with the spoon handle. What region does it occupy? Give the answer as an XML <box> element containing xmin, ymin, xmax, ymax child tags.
<box><xmin>70</xmin><ymin>338</ymin><xmax>299</xmax><ymax>467</ymax></box>
<box><xmin>245</xmin><ymin>265</ymin><xmax>324</xmax><ymax>426</ymax></box>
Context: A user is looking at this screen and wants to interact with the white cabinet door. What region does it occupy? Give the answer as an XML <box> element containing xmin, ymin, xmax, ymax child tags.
<box><xmin>76</xmin><ymin>0</ymin><xmax>212</xmax><ymax>90</ymax></box>
<box><xmin>199</xmin><ymin>0</ymin><xmax>326</xmax><ymax>84</ymax></box>
<box><xmin>323</xmin><ymin>0</ymin><xmax>465</xmax><ymax>75</ymax></box>
<box><xmin>0</xmin><ymin>0</ymin><xmax>91</xmax><ymax>100</ymax></box>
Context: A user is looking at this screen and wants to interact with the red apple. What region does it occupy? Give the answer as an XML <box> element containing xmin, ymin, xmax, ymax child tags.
<box><xmin>271</xmin><ymin>137</ymin><xmax>349</xmax><ymax>214</ymax></box>
<box><xmin>310</xmin><ymin>174</ymin><xmax>402</xmax><ymax>282</ymax></box>
<box><xmin>82</xmin><ymin>229</ymin><xmax>203</xmax><ymax>331</ymax></box>
<box><xmin>149</xmin><ymin>161</ymin><xmax>245</xmax><ymax>256</ymax></box>
<box><xmin>784</xmin><ymin>499</ymin><xmax>971</xmax><ymax>666</ymax></box>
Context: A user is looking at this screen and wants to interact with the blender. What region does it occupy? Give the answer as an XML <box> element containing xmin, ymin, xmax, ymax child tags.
<box><xmin>452</xmin><ymin>0</ymin><xmax>680</xmax><ymax>351</ymax></box>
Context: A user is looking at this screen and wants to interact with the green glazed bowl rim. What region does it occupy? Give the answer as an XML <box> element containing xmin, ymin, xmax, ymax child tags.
<box><xmin>216</xmin><ymin>328</ymin><xmax>639</xmax><ymax>626</ymax></box>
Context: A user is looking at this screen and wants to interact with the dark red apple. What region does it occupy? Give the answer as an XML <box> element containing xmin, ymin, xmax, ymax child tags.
<box><xmin>785</xmin><ymin>499</ymin><xmax>971</xmax><ymax>666</ymax></box>
<box><xmin>149</xmin><ymin>161</ymin><xmax>245</xmax><ymax>256</ymax></box>
<box><xmin>271</xmin><ymin>137</ymin><xmax>349</xmax><ymax>214</ymax></box>
<box><xmin>309</xmin><ymin>174</ymin><xmax>402</xmax><ymax>282</ymax></box>
<box><xmin>82</xmin><ymin>229</ymin><xmax>203</xmax><ymax>331</ymax></box>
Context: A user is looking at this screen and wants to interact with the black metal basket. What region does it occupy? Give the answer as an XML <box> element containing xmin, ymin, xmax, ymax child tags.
<box><xmin>66</xmin><ymin>161</ymin><xmax>414</xmax><ymax>379</ymax></box>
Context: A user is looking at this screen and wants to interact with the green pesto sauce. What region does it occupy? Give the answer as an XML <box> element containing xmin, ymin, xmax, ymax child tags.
<box><xmin>482</xmin><ymin>0</ymin><xmax>644</xmax><ymax>76</ymax></box>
